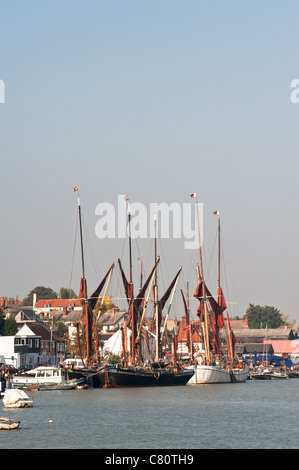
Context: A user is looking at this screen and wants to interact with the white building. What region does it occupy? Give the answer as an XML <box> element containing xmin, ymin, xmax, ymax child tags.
<box><xmin>0</xmin><ymin>336</ymin><xmax>19</xmax><ymax>369</ymax></box>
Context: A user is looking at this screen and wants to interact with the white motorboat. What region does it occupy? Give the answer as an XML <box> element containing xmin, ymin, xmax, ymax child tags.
<box><xmin>12</xmin><ymin>366</ymin><xmax>68</xmax><ymax>388</ymax></box>
<box><xmin>3</xmin><ymin>388</ymin><xmax>33</xmax><ymax>408</ymax></box>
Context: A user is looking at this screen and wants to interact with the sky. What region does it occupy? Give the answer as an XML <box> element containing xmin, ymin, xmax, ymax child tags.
<box><xmin>0</xmin><ymin>1</ymin><xmax>298</xmax><ymax>324</ymax></box>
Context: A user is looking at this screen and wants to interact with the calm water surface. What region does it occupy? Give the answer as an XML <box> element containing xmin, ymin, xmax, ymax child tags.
<box><xmin>1</xmin><ymin>379</ymin><xmax>298</xmax><ymax>449</ymax></box>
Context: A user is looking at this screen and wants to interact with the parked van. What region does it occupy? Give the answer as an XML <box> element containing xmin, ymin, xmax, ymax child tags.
<box><xmin>60</xmin><ymin>358</ymin><xmax>84</xmax><ymax>369</ymax></box>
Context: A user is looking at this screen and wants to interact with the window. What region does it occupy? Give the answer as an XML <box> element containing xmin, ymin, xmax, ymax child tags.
<box><xmin>20</xmin><ymin>356</ymin><xmax>26</xmax><ymax>365</ymax></box>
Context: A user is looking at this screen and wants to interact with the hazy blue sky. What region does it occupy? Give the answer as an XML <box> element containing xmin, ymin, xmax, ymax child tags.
<box><xmin>0</xmin><ymin>1</ymin><xmax>298</xmax><ymax>323</ymax></box>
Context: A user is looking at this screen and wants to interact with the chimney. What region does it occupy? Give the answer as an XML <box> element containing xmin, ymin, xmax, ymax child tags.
<box><xmin>33</xmin><ymin>293</ymin><xmax>37</xmax><ymax>308</ymax></box>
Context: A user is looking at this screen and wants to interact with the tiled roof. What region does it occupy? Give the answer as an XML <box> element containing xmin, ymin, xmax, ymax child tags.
<box><xmin>97</xmin><ymin>311</ymin><xmax>127</xmax><ymax>326</ymax></box>
<box><xmin>35</xmin><ymin>299</ymin><xmax>82</xmax><ymax>308</ymax></box>
<box><xmin>264</xmin><ymin>339</ymin><xmax>299</xmax><ymax>355</ymax></box>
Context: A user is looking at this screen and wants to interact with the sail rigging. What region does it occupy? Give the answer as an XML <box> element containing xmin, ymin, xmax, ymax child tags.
<box><xmin>74</xmin><ymin>187</ymin><xmax>114</xmax><ymax>365</ymax></box>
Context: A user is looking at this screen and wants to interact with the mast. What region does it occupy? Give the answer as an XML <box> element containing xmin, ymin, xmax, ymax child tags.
<box><xmin>125</xmin><ymin>195</ymin><xmax>136</xmax><ymax>365</ymax></box>
<box><xmin>77</xmin><ymin>191</ymin><xmax>85</xmax><ymax>280</ymax></box>
<box><xmin>218</xmin><ymin>214</ymin><xmax>220</xmax><ymax>289</ymax></box>
<box><xmin>74</xmin><ymin>186</ymin><xmax>92</xmax><ymax>363</ymax></box>
<box><xmin>193</xmin><ymin>193</ymin><xmax>211</xmax><ymax>364</ymax></box>
<box><xmin>153</xmin><ymin>203</ymin><xmax>160</xmax><ymax>362</ymax></box>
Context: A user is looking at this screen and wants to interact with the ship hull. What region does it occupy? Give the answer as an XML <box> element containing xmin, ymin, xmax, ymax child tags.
<box><xmin>98</xmin><ymin>367</ymin><xmax>194</xmax><ymax>388</ymax></box>
<box><xmin>67</xmin><ymin>369</ymin><xmax>101</xmax><ymax>388</ymax></box>
<box><xmin>187</xmin><ymin>365</ymin><xmax>249</xmax><ymax>384</ymax></box>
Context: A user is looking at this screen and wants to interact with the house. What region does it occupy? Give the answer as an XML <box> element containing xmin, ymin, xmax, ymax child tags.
<box><xmin>0</xmin><ymin>337</ymin><xmax>17</xmax><ymax>369</ymax></box>
<box><xmin>235</xmin><ymin>343</ymin><xmax>275</xmax><ymax>359</ymax></box>
<box><xmin>34</xmin><ymin>298</ymin><xmax>83</xmax><ymax>317</ymax></box>
<box><xmin>97</xmin><ymin>309</ymin><xmax>128</xmax><ymax>334</ymax></box>
<box><xmin>220</xmin><ymin>327</ymin><xmax>296</xmax><ymax>344</ymax></box>
<box><xmin>264</xmin><ymin>339</ymin><xmax>299</xmax><ymax>359</ymax></box>
<box><xmin>4</xmin><ymin>303</ymin><xmax>47</xmax><ymax>329</ymax></box>
<box><xmin>0</xmin><ymin>323</ymin><xmax>67</xmax><ymax>369</ymax></box>
<box><xmin>14</xmin><ymin>308</ymin><xmax>45</xmax><ymax>328</ymax></box>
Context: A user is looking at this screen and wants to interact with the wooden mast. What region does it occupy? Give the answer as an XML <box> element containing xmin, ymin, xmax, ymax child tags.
<box><xmin>218</xmin><ymin>214</ymin><xmax>221</xmax><ymax>289</ymax></box>
<box><xmin>126</xmin><ymin>196</ymin><xmax>136</xmax><ymax>365</ymax></box>
<box><xmin>153</xmin><ymin>204</ymin><xmax>160</xmax><ymax>363</ymax></box>
<box><xmin>75</xmin><ymin>186</ymin><xmax>92</xmax><ymax>363</ymax></box>
<box><xmin>194</xmin><ymin>195</ymin><xmax>211</xmax><ymax>364</ymax></box>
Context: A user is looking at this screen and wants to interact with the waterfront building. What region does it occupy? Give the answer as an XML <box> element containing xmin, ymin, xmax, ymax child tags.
<box><xmin>0</xmin><ymin>323</ymin><xmax>66</xmax><ymax>369</ymax></box>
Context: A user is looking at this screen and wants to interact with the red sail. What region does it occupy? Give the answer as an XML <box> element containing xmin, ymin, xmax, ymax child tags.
<box><xmin>193</xmin><ymin>278</ymin><xmax>204</xmax><ymax>321</ymax></box>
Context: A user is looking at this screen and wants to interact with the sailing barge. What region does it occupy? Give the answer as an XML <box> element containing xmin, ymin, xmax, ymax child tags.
<box><xmin>98</xmin><ymin>197</ymin><xmax>194</xmax><ymax>387</ymax></box>
<box><xmin>187</xmin><ymin>199</ymin><xmax>248</xmax><ymax>384</ymax></box>
<box><xmin>68</xmin><ymin>187</ymin><xmax>114</xmax><ymax>387</ymax></box>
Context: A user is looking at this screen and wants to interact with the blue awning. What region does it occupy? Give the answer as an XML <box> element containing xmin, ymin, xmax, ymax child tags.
<box><xmin>248</xmin><ymin>353</ymin><xmax>292</xmax><ymax>367</ymax></box>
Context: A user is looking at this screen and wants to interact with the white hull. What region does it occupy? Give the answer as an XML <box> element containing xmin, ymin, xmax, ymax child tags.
<box><xmin>3</xmin><ymin>388</ymin><xmax>33</xmax><ymax>408</ymax></box>
<box><xmin>187</xmin><ymin>365</ymin><xmax>249</xmax><ymax>384</ymax></box>
<box><xmin>12</xmin><ymin>366</ymin><xmax>67</xmax><ymax>388</ymax></box>
<box><xmin>0</xmin><ymin>417</ymin><xmax>20</xmax><ymax>430</ymax></box>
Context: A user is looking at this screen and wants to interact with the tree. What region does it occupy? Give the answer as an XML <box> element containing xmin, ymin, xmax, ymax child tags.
<box><xmin>59</xmin><ymin>287</ymin><xmax>77</xmax><ymax>299</ymax></box>
<box><xmin>0</xmin><ymin>310</ymin><xmax>18</xmax><ymax>336</ymax></box>
<box><xmin>245</xmin><ymin>304</ymin><xmax>286</xmax><ymax>329</ymax></box>
<box><xmin>52</xmin><ymin>321</ymin><xmax>68</xmax><ymax>338</ymax></box>
<box><xmin>3</xmin><ymin>316</ymin><xmax>18</xmax><ymax>336</ymax></box>
<box><xmin>94</xmin><ymin>295</ymin><xmax>115</xmax><ymax>315</ymax></box>
<box><xmin>22</xmin><ymin>286</ymin><xmax>58</xmax><ymax>306</ymax></box>
<box><xmin>0</xmin><ymin>310</ymin><xmax>5</xmax><ymax>335</ymax></box>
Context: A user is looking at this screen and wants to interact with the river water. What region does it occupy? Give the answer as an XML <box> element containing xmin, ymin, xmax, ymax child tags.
<box><xmin>0</xmin><ymin>378</ymin><xmax>298</xmax><ymax>450</ymax></box>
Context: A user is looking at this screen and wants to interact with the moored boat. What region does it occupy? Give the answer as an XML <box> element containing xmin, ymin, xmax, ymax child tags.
<box><xmin>99</xmin><ymin>197</ymin><xmax>194</xmax><ymax>388</ymax></box>
<box><xmin>249</xmin><ymin>370</ymin><xmax>272</xmax><ymax>380</ymax></box>
<box><xmin>3</xmin><ymin>388</ymin><xmax>33</xmax><ymax>408</ymax></box>
<box><xmin>70</xmin><ymin>186</ymin><xmax>114</xmax><ymax>387</ymax></box>
<box><xmin>12</xmin><ymin>366</ymin><xmax>68</xmax><ymax>388</ymax></box>
<box><xmin>288</xmin><ymin>370</ymin><xmax>299</xmax><ymax>378</ymax></box>
<box><xmin>187</xmin><ymin>202</ymin><xmax>248</xmax><ymax>385</ymax></box>
<box><xmin>188</xmin><ymin>364</ymin><xmax>248</xmax><ymax>384</ymax></box>
<box><xmin>98</xmin><ymin>363</ymin><xmax>194</xmax><ymax>388</ymax></box>
<box><xmin>0</xmin><ymin>417</ymin><xmax>20</xmax><ymax>430</ymax></box>
<box><xmin>269</xmin><ymin>371</ymin><xmax>288</xmax><ymax>379</ymax></box>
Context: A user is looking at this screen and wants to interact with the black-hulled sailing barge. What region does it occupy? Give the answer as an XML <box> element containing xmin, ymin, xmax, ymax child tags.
<box><xmin>67</xmin><ymin>187</ymin><xmax>114</xmax><ymax>387</ymax></box>
<box><xmin>98</xmin><ymin>197</ymin><xmax>194</xmax><ymax>387</ymax></box>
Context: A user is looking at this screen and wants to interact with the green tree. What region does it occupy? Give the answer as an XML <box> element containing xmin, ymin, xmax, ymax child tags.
<box><xmin>23</xmin><ymin>286</ymin><xmax>58</xmax><ymax>306</ymax></box>
<box><xmin>3</xmin><ymin>316</ymin><xmax>18</xmax><ymax>336</ymax></box>
<box><xmin>0</xmin><ymin>310</ymin><xmax>5</xmax><ymax>335</ymax></box>
<box><xmin>53</xmin><ymin>321</ymin><xmax>68</xmax><ymax>338</ymax></box>
<box><xmin>59</xmin><ymin>287</ymin><xmax>77</xmax><ymax>299</ymax></box>
<box><xmin>245</xmin><ymin>304</ymin><xmax>286</xmax><ymax>329</ymax></box>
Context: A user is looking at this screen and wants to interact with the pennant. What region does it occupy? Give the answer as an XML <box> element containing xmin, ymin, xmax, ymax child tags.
<box><xmin>213</xmin><ymin>210</ymin><xmax>220</xmax><ymax>215</ymax></box>
<box><xmin>124</xmin><ymin>195</ymin><xmax>129</xmax><ymax>200</ymax></box>
<box><xmin>137</xmin><ymin>254</ymin><xmax>143</xmax><ymax>260</ymax></box>
<box><xmin>74</xmin><ymin>186</ymin><xmax>79</xmax><ymax>192</ymax></box>
<box><xmin>190</xmin><ymin>193</ymin><xmax>196</xmax><ymax>199</ymax></box>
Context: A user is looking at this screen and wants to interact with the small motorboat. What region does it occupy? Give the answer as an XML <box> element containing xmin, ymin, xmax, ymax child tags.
<box><xmin>3</xmin><ymin>388</ymin><xmax>33</xmax><ymax>408</ymax></box>
<box><xmin>0</xmin><ymin>417</ymin><xmax>20</xmax><ymax>430</ymax></box>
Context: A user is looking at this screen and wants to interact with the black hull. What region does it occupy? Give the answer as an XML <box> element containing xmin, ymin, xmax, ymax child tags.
<box><xmin>98</xmin><ymin>367</ymin><xmax>194</xmax><ymax>388</ymax></box>
<box><xmin>67</xmin><ymin>369</ymin><xmax>101</xmax><ymax>388</ymax></box>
